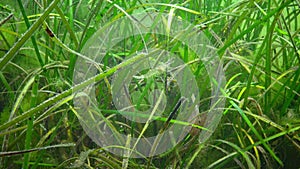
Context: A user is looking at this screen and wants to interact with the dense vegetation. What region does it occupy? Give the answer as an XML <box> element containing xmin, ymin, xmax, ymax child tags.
<box><xmin>0</xmin><ymin>0</ymin><xmax>299</xmax><ymax>168</ymax></box>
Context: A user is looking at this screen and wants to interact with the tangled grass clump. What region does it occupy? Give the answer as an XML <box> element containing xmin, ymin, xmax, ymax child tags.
<box><xmin>0</xmin><ymin>0</ymin><xmax>299</xmax><ymax>168</ymax></box>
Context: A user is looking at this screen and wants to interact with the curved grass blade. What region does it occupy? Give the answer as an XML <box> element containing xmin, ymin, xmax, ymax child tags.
<box><xmin>9</xmin><ymin>76</ymin><xmax>35</xmax><ymax>121</ymax></box>
<box><xmin>217</xmin><ymin>139</ymin><xmax>255</xmax><ymax>169</ymax></box>
<box><xmin>207</xmin><ymin>151</ymin><xmax>238</xmax><ymax>169</ymax></box>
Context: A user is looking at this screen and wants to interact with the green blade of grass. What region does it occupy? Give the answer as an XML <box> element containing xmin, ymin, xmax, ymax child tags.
<box><xmin>77</xmin><ymin>0</ymin><xmax>103</xmax><ymax>49</ymax></box>
<box><xmin>0</xmin><ymin>71</ymin><xmax>14</xmax><ymax>100</ymax></box>
<box><xmin>217</xmin><ymin>139</ymin><xmax>255</xmax><ymax>169</ymax></box>
<box><xmin>9</xmin><ymin>76</ymin><xmax>35</xmax><ymax>121</ymax></box>
<box><xmin>54</xmin><ymin>6</ymin><xmax>78</xmax><ymax>48</ymax></box>
<box><xmin>0</xmin><ymin>143</ymin><xmax>75</xmax><ymax>157</ymax></box>
<box><xmin>0</xmin><ymin>0</ymin><xmax>60</xmax><ymax>70</ymax></box>
<box><xmin>22</xmin><ymin>76</ymin><xmax>39</xmax><ymax>169</ymax></box>
<box><xmin>264</xmin><ymin>0</ymin><xmax>272</xmax><ymax>116</ymax></box>
<box><xmin>17</xmin><ymin>0</ymin><xmax>44</xmax><ymax>67</ymax></box>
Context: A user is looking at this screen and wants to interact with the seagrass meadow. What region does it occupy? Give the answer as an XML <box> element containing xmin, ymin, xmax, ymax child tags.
<box><xmin>0</xmin><ymin>0</ymin><xmax>300</xmax><ymax>168</ymax></box>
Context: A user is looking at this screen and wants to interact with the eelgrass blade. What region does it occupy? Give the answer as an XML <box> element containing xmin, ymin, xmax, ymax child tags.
<box><xmin>0</xmin><ymin>143</ymin><xmax>75</xmax><ymax>157</ymax></box>
<box><xmin>0</xmin><ymin>0</ymin><xmax>60</xmax><ymax>70</ymax></box>
<box><xmin>23</xmin><ymin>76</ymin><xmax>39</xmax><ymax>169</ymax></box>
